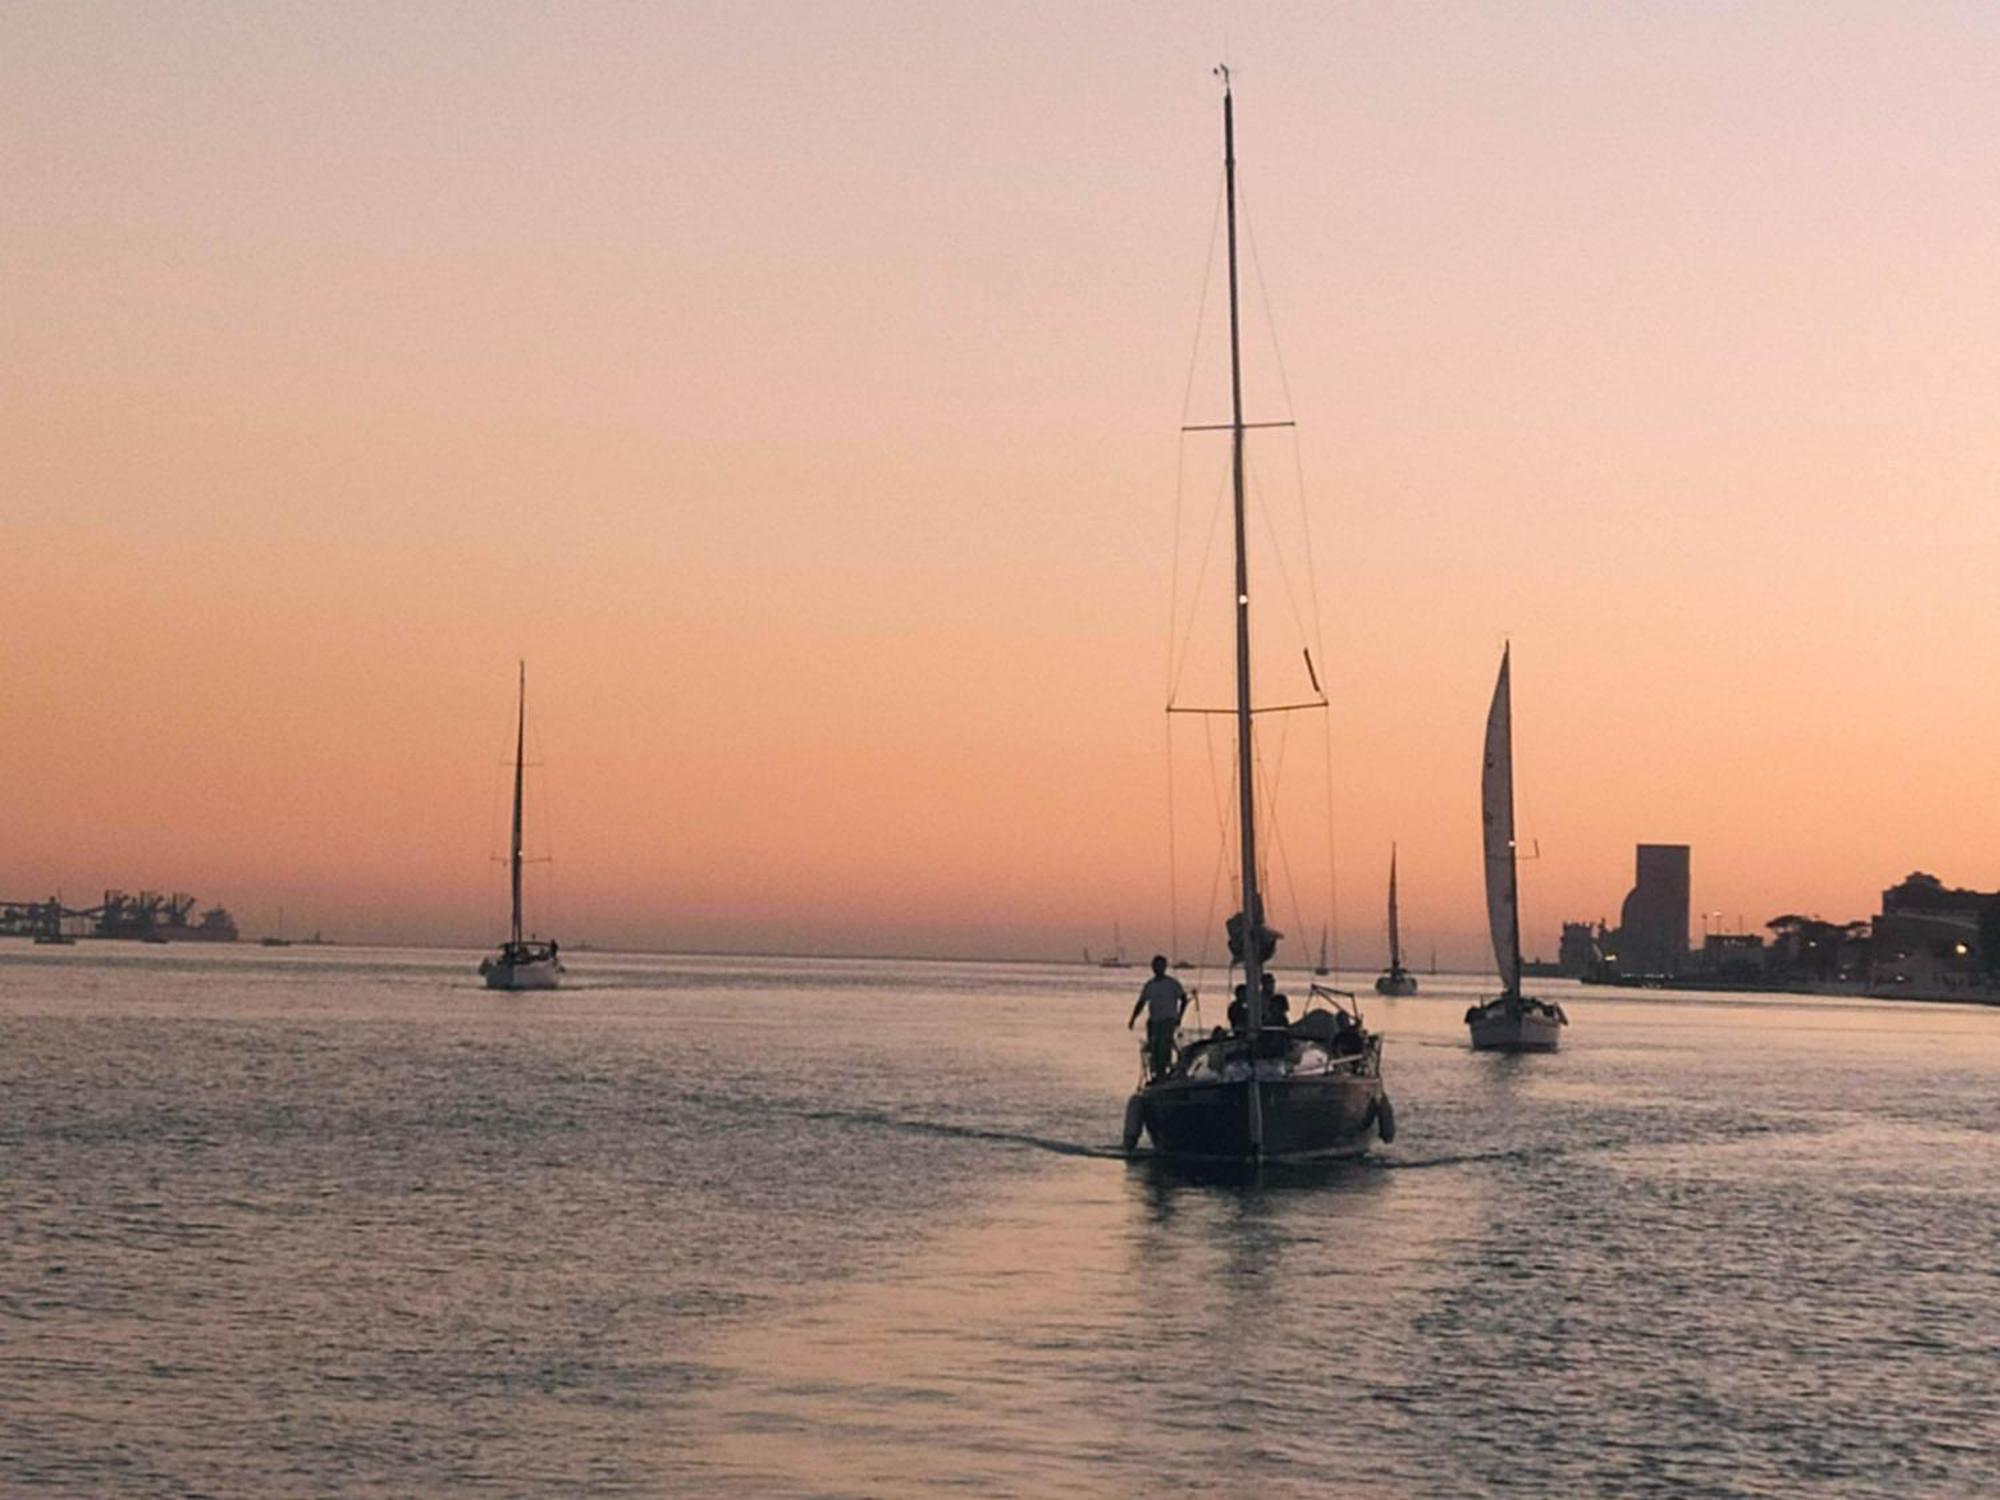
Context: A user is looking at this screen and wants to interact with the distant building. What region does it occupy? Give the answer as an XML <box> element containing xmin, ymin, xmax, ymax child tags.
<box><xmin>1697</xmin><ymin>932</ymin><xmax>1766</xmax><ymax>978</ymax></box>
<box><xmin>1871</xmin><ymin>871</ymin><xmax>1997</xmax><ymax>983</ymax></box>
<box><xmin>1557</xmin><ymin>920</ymin><xmax>1606</xmax><ymax>978</ymax></box>
<box><xmin>1615</xmin><ymin>844</ymin><xmax>1690</xmax><ymax>976</ymax></box>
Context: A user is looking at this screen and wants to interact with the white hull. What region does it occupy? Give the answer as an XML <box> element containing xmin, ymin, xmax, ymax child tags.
<box><xmin>1467</xmin><ymin>998</ymin><xmax>1564</xmax><ymax>1052</ymax></box>
<box><xmin>481</xmin><ymin>956</ymin><xmax>562</xmax><ymax>991</ymax></box>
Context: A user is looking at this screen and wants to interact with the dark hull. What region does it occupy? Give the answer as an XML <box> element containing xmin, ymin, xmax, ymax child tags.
<box><xmin>1136</xmin><ymin>1071</ymin><xmax>1384</xmax><ymax>1161</ymax></box>
<box><xmin>1466</xmin><ymin>997</ymin><xmax>1564</xmax><ymax>1053</ymax></box>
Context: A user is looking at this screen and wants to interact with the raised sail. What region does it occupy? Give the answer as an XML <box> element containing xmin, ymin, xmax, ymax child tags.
<box><xmin>1481</xmin><ymin>647</ymin><xmax>1520</xmax><ymax>995</ymax></box>
<box><xmin>1467</xmin><ymin>643</ymin><xmax>1565</xmax><ymax>1049</ymax></box>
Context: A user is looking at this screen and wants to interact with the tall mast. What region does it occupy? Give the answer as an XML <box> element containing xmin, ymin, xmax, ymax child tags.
<box><xmin>510</xmin><ymin>660</ymin><xmax>526</xmax><ymax>948</ymax></box>
<box><xmin>1388</xmin><ymin>845</ymin><xmax>1402</xmax><ymax>972</ymax></box>
<box><xmin>1221</xmin><ymin>70</ymin><xmax>1266</xmax><ymax>1150</ymax></box>
<box><xmin>1502</xmin><ymin>648</ymin><xmax>1523</xmax><ymax>994</ymax></box>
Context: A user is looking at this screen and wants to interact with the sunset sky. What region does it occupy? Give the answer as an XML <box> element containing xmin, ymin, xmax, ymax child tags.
<box><xmin>7</xmin><ymin>3</ymin><xmax>2000</xmax><ymax>962</ymax></box>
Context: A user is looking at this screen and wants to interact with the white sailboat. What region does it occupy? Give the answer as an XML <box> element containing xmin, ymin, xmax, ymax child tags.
<box><xmin>1096</xmin><ymin>922</ymin><xmax>1132</xmax><ymax>968</ymax></box>
<box><xmin>479</xmin><ymin>662</ymin><xmax>563</xmax><ymax>992</ymax></box>
<box><xmin>1374</xmin><ymin>845</ymin><xmax>1418</xmax><ymax>996</ymax></box>
<box><xmin>1122</xmin><ymin>71</ymin><xmax>1391</xmax><ymax>1161</ymax></box>
<box><xmin>1465</xmin><ymin>645</ymin><xmax>1565</xmax><ymax>1050</ymax></box>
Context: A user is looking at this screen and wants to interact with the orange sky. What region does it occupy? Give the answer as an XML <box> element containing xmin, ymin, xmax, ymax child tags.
<box><xmin>6</xmin><ymin>4</ymin><xmax>2000</xmax><ymax>962</ymax></box>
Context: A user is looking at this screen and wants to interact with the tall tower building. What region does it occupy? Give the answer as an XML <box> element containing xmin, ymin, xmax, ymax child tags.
<box><xmin>1617</xmin><ymin>844</ymin><xmax>1690</xmax><ymax>975</ymax></box>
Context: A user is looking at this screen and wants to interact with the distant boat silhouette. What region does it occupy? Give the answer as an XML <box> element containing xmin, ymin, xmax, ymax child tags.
<box><xmin>260</xmin><ymin>907</ymin><xmax>292</xmax><ymax>947</ymax></box>
<box><xmin>1374</xmin><ymin>846</ymin><xmax>1417</xmax><ymax>996</ymax></box>
<box><xmin>478</xmin><ymin>663</ymin><xmax>563</xmax><ymax>992</ymax></box>
<box><xmin>1465</xmin><ymin>646</ymin><xmax>1565</xmax><ymax>1051</ymax></box>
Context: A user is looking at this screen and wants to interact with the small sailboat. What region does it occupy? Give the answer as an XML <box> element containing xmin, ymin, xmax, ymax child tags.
<box><xmin>1313</xmin><ymin>924</ymin><xmax>1331</xmax><ymax>977</ymax></box>
<box><xmin>1374</xmin><ymin>845</ymin><xmax>1418</xmax><ymax>996</ymax></box>
<box><xmin>260</xmin><ymin>906</ymin><xmax>292</xmax><ymax>947</ymax></box>
<box><xmin>1096</xmin><ymin>922</ymin><xmax>1132</xmax><ymax>968</ymax></box>
<box><xmin>1123</xmin><ymin>72</ymin><xmax>1391</xmax><ymax>1162</ymax></box>
<box><xmin>479</xmin><ymin>662</ymin><xmax>563</xmax><ymax>992</ymax></box>
<box><xmin>1465</xmin><ymin>646</ymin><xmax>1565</xmax><ymax>1050</ymax></box>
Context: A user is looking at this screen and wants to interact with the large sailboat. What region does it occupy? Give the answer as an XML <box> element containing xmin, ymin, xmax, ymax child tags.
<box><xmin>1123</xmin><ymin>72</ymin><xmax>1391</xmax><ymax>1162</ymax></box>
<box><xmin>479</xmin><ymin>663</ymin><xmax>563</xmax><ymax>992</ymax></box>
<box><xmin>1374</xmin><ymin>845</ymin><xmax>1418</xmax><ymax>996</ymax></box>
<box><xmin>1465</xmin><ymin>645</ymin><xmax>1565</xmax><ymax>1050</ymax></box>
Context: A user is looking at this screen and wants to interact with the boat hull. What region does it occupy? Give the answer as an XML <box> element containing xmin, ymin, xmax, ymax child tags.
<box><xmin>1135</xmin><ymin>1070</ymin><xmax>1385</xmax><ymax>1161</ymax></box>
<box><xmin>480</xmin><ymin>955</ymin><xmax>562</xmax><ymax>991</ymax></box>
<box><xmin>1374</xmin><ymin>972</ymin><xmax>1418</xmax><ymax>996</ymax></box>
<box><xmin>1467</xmin><ymin>997</ymin><xmax>1564</xmax><ymax>1052</ymax></box>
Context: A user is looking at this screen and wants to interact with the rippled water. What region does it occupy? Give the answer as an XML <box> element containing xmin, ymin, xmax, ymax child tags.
<box><xmin>2</xmin><ymin>945</ymin><xmax>1994</xmax><ymax>1496</ymax></box>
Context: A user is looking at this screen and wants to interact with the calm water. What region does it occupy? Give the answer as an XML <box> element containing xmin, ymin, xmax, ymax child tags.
<box><xmin>2</xmin><ymin>945</ymin><xmax>1994</xmax><ymax>1497</ymax></box>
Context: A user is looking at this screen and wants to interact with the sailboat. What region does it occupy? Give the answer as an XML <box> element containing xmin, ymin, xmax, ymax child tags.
<box><xmin>1314</xmin><ymin>924</ymin><xmax>1331</xmax><ymax>977</ymax></box>
<box><xmin>260</xmin><ymin>907</ymin><xmax>292</xmax><ymax>948</ymax></box>
<box><xmin>1374</xmin><ymin>845</ymin><xmax>1418</xmax><ymax>996</ymax></box>
<box><xmin>1096</xmin><ymin>922</ymin><xmax>1132</xmax><ymax>968</ymax></box>
<box><xmin>478</xmin><ymin>662</ymin><xmax>564</xmax><ymax>992</ymax></box>
<box><xmin>1122</xmin><ymin>72</ymin><xmax>1392</xmax><ymax>1162</ymax></box>
<box><xmin>1465</xmin><ymin>645</ymin><xmax>1565</xmax><ymax>1050</ymax></box>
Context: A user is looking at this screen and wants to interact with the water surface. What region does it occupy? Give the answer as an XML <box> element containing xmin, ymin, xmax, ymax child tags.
<box><xmin>2</xmin><ymin>946</ymin><xmax>1993</xmax><ymax>1495</ymax></box>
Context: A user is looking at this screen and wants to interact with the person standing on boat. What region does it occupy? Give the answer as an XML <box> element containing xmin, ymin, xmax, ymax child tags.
<box><xmin>1128</xmin><ymin>956</ymin><xmax>1188</xmax><ymax>1079</ymax></box>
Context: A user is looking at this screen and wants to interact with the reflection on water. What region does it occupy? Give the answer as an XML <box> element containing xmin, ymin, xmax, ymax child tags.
<box><xmin>1</xmin><ymin>948</ymin><xmax>1995</xmax><ymax>1496</ymax></box>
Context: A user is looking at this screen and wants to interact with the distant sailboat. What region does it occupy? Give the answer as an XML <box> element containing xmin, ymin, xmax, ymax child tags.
<box><xmin>1465</xmin><ymin>646</ymin><xmax>1565</xmax><ymax>1050</ymax></box>
<box><xmin>1373</xmin><ymin>845</ymin><xmax>1418</xmax><ymax>996</ymax></box>
<box><xmin>478</xmin><ymin>663</ymin><xmax>563</xmax><ymax>992</ymax></box>
<box><xmin>260</xmin><ymin>907</ymin><xmax>292</xmax><ymax>948</ymax></box>
<box><xmin>1096</xmin><ymin>922</ymin><xmax>1131</xmax><ymax>968</ymax></box>
<box><xmin>1314</xmin><ymin>923</ymin><xmax>1331</xmax><ymax>977</ymax></box>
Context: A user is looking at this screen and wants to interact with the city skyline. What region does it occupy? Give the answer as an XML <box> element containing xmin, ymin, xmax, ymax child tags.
<box><xmin>8</xmin><ymin>4</ymin><xmax>2000</xmax><ymax>959</ymax></box>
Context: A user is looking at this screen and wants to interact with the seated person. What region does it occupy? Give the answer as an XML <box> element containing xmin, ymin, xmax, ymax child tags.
<box><xmin>1260</xmin><ymin>972</ymin><xmax>1290</xmax><ymax>1027</ymax></box>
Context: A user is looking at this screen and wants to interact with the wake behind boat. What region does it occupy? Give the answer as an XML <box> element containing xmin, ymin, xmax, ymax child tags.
<box><xmin>479</xmin><ymin>662</ymin><xmax>563</xmax><ymax>992</ymax></box>
<box><xmin>1122</xmin><ymin>72</ymin><xmax>1391</xmax><ymax>1163</ymax></box>
<box><xmin>1466</xmin><ymin>645</ymin><xmax>1565</xmax><ymax>1050</ymax></box>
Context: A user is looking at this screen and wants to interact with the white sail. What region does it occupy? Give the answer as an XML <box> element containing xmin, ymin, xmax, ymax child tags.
<box><xmin>1481</xmin><ymin>647</ymin><xmax>1520</xmax><ymax>994</ymax></box>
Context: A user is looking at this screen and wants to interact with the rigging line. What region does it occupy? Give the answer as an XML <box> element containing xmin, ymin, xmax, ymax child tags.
<box><xmin>1169</xmin><ymin>436</ymin><xmax>1187</xmax><ymax>700</ymax></box>
<box><xmin>1165</xmin><ymin>710</ymin><xmax>1179</xmax><ymax>963</ymax></box>
<box><xmin>1322</xmin><ymin>683</ymin><xmax>1341</xmax><ymax>976</ymax></box>
<box><xmin>1168</xmin><ymin>459</ymin><xmax>1230</xmax><ymax>704</ymax></box>
<box><xmin>1168</xmin><ymin>168</ymin><xmax>1227</xmax><ymax>705</ymax></box>
<box><xmin>1201</xmin><ymin>712</ymin><xmax>1233</xmax><ymax>854</ymax></box>
<box><xmin>1244</xmin><ymin>449</ymin><xmax>1319</xmax><ymax>691</ymax></box>
<box><xmin>1177</xmin><ymin>169</ymin><xmax>1228</xmax><ymax>430</ymax></box>
<box><xmin>1197</xmin><ymin>796</ymin><xmax>1229</xmax><ymax>979</ymax></box>
<box><xmin>1253</xmin><ymin>719</ymin><xmax>1310</xmax><ymax>971</ymax></box>
<box><xmin>1240</xmin><ymin>177</ymin><xmax>1334</xmax><ymax>671</ymax></box>
<box><xmin>1201</xmin><ymin>714</ymin><xmax>1239</xmax><ymax>963</ymax></box>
